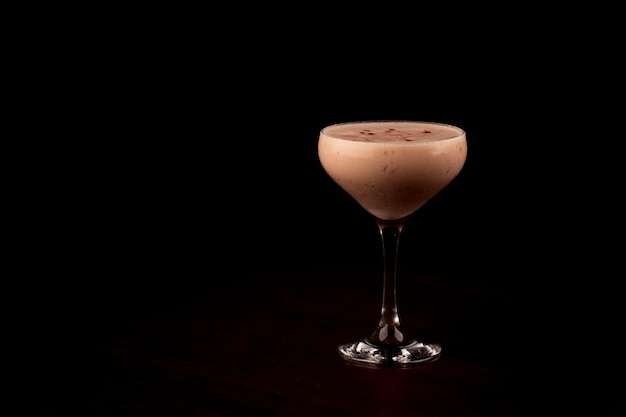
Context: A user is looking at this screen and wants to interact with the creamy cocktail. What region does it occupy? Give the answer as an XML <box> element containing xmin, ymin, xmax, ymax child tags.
<box><xmin>318</xmin><ymin>120</ymin><xmax>468</xmax><ymax>366</ymax></box>
<box><xmin>318</xmin><ymin>121</ymin><xmax>467</xmax><ymax>221</ymax></box>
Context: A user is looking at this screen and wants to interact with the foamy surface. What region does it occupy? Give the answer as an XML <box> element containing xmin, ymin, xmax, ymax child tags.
<box><xmin>321</xmin><ymin>121</ymin><xmax>464</xmax><ymax>143</ymax></box>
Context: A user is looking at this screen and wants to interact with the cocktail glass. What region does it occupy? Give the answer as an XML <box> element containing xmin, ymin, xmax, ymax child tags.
<box><xmin>318</xmin><ymin>120</ymin><xmax>467</xmax><ymax>366</ymax></box>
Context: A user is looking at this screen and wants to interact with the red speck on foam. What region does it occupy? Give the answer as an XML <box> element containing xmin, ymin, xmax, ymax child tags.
<box><xmin>423</xmin><ymin>130</ymin><xmax>431</xmax><ymax>133</ymax></box>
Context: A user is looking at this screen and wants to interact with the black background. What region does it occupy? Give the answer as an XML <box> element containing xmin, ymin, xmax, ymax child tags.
<box><xmin>29</xmin><ymin>56</ymin><xmax>522</xmax><ymax>316</ymax></box>
<box><xmin>10</xmin><ymin>7</ymin><xmax>625</xmax><ymax>415</ymax></box>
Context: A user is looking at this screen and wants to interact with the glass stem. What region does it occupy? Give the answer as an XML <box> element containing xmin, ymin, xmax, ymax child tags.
<box><xmin>369</xmin><ymin>218</ymin><xmax>407</xmax><ymax>346</ymax></box>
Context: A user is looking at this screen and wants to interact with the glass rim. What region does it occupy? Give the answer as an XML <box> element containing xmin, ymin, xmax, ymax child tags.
<box><xmin>320</xmin><ymin>120</ymin><xmax>466</xmax><ymax>142</ymax></box>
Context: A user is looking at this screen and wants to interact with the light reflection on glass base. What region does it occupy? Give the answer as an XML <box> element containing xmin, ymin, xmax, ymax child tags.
<box><xmin>338</xmin><ymin>339</ymin><xmax>441</xmax><ymax>367</ymax></box>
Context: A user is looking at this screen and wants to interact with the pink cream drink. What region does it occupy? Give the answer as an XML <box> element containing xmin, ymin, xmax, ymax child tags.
<box><xmin>318</xmin><ymin>121</ymin><xmax>467</xmax><ymax>221</ymax></box>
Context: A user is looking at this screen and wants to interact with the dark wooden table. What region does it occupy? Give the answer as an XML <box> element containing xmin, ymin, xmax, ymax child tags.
<box><xmin>13</xmin><ymin>260</ymin><xmax>624</xmax><ymax>417</ymax></box>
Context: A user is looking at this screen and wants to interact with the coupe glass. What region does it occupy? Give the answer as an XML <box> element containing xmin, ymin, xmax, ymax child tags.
<box><xmin>318</xmin><ymin>120</ymin><xmax>467</xmax><ymax>367</ymax></box>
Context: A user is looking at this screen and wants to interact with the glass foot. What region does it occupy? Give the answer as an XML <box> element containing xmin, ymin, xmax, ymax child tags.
<box><xmin>338</xmin><ymin>339</ymin><xmax>441</xmax><ymax>367</ymax></box>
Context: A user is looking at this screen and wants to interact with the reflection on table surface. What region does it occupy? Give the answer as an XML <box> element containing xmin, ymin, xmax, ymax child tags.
<box><xmin>13</xmin><ymin>262</ymin><xmax>623</xmax><ymax>417</ymax></box>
